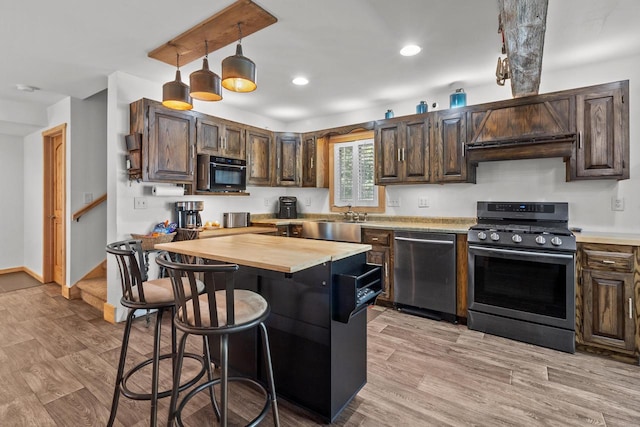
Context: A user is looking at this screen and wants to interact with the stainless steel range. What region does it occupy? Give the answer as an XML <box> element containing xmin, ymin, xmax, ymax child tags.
<box><xmin>467</xmin><ymin>201</ymin><xmax>576</xmax><ymax>353</ymax></box>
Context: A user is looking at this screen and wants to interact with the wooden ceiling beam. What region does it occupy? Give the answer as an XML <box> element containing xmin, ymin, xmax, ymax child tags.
<box><xmin>148</xmin><ymin>0</ymin><xmax>277</xmax><ymax>67</ymax></box>
<box><xmin>498</xmin><ymin>0</ymin><xmax>548</xmax><ymax>98</ymax></box>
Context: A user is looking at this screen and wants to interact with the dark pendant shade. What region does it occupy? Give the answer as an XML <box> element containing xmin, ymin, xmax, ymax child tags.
<box><xmin>221</xmin><ymin>43</ymin><xmax>257</xmax><ymax>92</ymax></box>
<box><xmin>162</xmin><ymin>69</ymin><xmax>193</xmax><ymax>110</ymax></box>
<box><xmin>190</xmin><ymin>57</ymin><xmax>222</xmax><ymax>101</ymax></box>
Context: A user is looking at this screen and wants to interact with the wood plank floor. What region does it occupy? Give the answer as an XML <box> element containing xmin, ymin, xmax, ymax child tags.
<box><xmin>1</xmin><ymin>283</ymin><xmax>640</xmax><ymax>426</ymax></box>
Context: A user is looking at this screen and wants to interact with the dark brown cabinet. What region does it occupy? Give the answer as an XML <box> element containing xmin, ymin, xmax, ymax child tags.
<box><xmin>246</xmin><ymin>127</ymin><xmax>274</xmax><ymax>186</ymax></box>
<box><xmin>130</xmin><ymin>98</ymin><xmax>195</xmax><ymax>184</ymax></box>
<box><xmin>577</xmin><ymin>243</ymin><xmax>638</xmax><ymax>360</ymax></box>
<box><xmin>434</xmin><ymin>109</ymin><xmax>472</xmax><ymax>183</ymax></box>
<box><xmin>302</xmin><ymin>134</ymin><xmax>324</xmax><ymax>187</ymax></box>
<box><xmin>362</xmin><ymin>228</ymin><xmax>393</xmax><ymax>303</ymax></box>
<box><xmin>196</xmin><ymin>116</ymin><xmax>246</xmax><ymax>160</ymax></box>
<box><xmin>374</xmin><ymin>117</ymin><xmax>430</xmax><ymax>185</ymax></box>
<box><xmin>275</xmin><ymin>133</ymin><xmax>301</xmax><ymax>187</ymax></box>
<box><xmin>572</xmin><ymin>81</ymin><xmax>629</xmax><ymax>180</ymax></box>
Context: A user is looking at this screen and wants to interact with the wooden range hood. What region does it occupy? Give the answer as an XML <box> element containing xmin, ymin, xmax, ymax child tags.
<box><xmin>465</xmin><ymin>92</ymin><xmax>575</xmax><ymax>165</ymax></box>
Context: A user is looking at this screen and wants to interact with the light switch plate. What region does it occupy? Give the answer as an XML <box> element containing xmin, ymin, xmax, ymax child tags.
<box><xmin>83</xmin><ymin>192</ymin><xmax>93</xmax><ymax>204</ymax></box>
<box><xmin>387</xmin><ymin>199</ymin><xmax>400</xmax><ymax>207</ymax></box>
<box><xmin>418</xmin><ymin>197</ymin><xmax>429</xmax><ymax>208</ymax></box>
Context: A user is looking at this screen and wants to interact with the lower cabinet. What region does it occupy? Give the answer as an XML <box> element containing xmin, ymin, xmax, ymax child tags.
<box><xmin>362</xmin><ymin>228</ymin><xmax>393</xmax><ymax>303</ymax></box>
<box><xmin>577</xmin><ymin>243</ymin><xmax>638</xmax><ymax>361</ymax></box>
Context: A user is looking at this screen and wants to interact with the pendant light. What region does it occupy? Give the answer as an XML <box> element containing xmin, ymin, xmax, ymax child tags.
<box><xmin>162</xmin><ymin>53</ymin><xmax>193</xmax><ymax>110</ymax></box>
<box><xmin>189</xmin><ymin>40</ymin><xmax>222</xmax><ymax>101</ymax></box>
<box><xmin>222</xmin><ymin>23</ymin><xmax>257</xmax><ymax>92</ymax></box>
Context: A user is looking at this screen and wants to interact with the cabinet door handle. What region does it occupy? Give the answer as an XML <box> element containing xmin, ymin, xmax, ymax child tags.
<box><xmin>403</xmin><ymin>148</ymin><xmax>406</xmax><ymax>162</ymax></box>
<box><xmin>578</xmin><ymin>131</ymin><xmax>582</xmax><ymax>149</ymax></box>
<box><xmin>602</xmin><ymin>259</ymin><xmax>616</xmax><ymax>264</ymax></box>
<box><xmin>461</xmin><ymin>141</ymin><xmax>466</xmax><ymax>157</ymax></box>
<box><xmin>371</xmin><ymin>237</ymin><xmax>379</xmax><ymax>241</ymax></box>
<box><xmin>629</xmin><ymin>297</ymin><xmax>633</xmax><ymax>319</ymax></box>
<box><xmin>397</xmin><ymin>148</ymin><xmax>402</xmax><ymax>162</ymax></box>
<box><xmin>310</xmin><ymin>156</ymin><xmax>314</xmax><ymax>169</ymax></box>
<box><xmin>384</xmin><ymin>262</ymin><xmax>388</xmax><ymax>278</ymax></box>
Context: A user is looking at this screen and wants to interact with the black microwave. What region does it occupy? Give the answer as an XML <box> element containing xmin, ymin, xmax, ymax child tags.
<box><xmin>197</xmin><ymin>155</ymin><xmax>247</xmax><ymax>192</ymax></box>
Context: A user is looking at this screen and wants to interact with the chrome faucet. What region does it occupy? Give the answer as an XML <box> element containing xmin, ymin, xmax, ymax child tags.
<box><xmin>344</xmin><ymin>205</ymin><xmax>354</xmax><ymax>221</ymax></box>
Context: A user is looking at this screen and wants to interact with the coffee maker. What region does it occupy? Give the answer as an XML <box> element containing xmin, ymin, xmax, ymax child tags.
<box><xmin>277</xmin><ymin>196</ymin><xmax>298</xmax><ymax>219</ymax></box>
<box><xmin>175</xmin><ymin>201</ymin><xmax>204</xmax><ymax>229</ymax></box>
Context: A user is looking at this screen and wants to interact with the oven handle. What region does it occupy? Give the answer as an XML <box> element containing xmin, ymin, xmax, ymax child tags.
<box><xmin>469</xmin><ymin>245</ymin><xmax>574</xmax><ymax>260</ymax></box>
<box><xmin>212</xmin><ymin>163</ymin><xmax>246</xmax><ymax>170</ymax></box>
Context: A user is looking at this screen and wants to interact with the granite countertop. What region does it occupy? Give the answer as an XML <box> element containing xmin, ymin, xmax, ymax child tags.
<box><xmin>156</xmin><ymin>233</ymin><xmax>372</xmax><ymax>273</ymax></box>
<box><xmin>575</xmin><ymin>231</ymin><xmax>640</xmax><ymax>246</ymax></box>
<box><xmin>198</xmin><ymin>226</ymin><xmax>275</xmax><ymax>239</ymax></box>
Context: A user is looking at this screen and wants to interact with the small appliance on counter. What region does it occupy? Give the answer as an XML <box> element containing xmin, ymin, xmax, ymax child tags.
<box><xmin>277</xmin><ymin>196</ymin><xmax>298</xmax><ymax>219</ymax></box>
<box><xmin>223</xmin><ymin>212</ymin><xmax>250</xmax><ymax>228</ymax></box>
<box><xmin>175</xmin><ymin>201</ymin><xmax>204</xmax><ymax>229</ymax></box>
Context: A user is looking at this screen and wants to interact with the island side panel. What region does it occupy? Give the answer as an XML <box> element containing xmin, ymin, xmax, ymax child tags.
<box><xmin>232</xmin><ymin>252</ymin><xmax>368</xmax><ymax>423</ymax></box>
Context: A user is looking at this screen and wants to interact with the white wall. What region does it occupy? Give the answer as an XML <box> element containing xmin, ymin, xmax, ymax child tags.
<box><xmin>0</xmin><ymin>134</ymin><xmax>25</xmax><ymax>269</ymax></box>
<box><xmin>68</xmin><ymin>90</ymin><xmax>108</xmax><ymax>284</ymax></box>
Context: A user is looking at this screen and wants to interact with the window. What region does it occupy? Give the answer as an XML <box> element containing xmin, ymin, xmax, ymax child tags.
<box><xmin>329</xmin><ymin>130</ymin><xmax>385</xmax><ymax>213</ymax></box>
<box><xmin>334</xmin><ymin>139</ymin><xmax>378</xmax><ymax>207</ymax></box>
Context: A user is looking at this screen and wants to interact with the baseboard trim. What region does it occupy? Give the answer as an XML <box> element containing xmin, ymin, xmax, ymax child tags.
<box><xmin>103</xmin><ymin>303</ymin><xmax>117</xmax><ymax>324</ymax></box>
<box><xmin>0</xmin><ymin>266</ymin><xmax>44</xmax><ymax>283</ymax></box>
<box><xmin>62</xmin><ymin>284</ymin><xmax>82</xmax><ymax>300</ymax></box>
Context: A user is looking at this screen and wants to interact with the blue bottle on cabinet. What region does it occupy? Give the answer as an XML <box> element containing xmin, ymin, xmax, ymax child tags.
<box><xmin>416</xmin><ymin>101</ymin><xmax>427</xmax><ymax>114</ymax></box>
<box><xmin>450</xmin><ymin>88</ymin><xmax>467</xmax><ymax>108</ymax></box>
<box><xmin>385</xmin><ymin>109</ymin><xmax>394</xmax><ymax>119</ymax></box>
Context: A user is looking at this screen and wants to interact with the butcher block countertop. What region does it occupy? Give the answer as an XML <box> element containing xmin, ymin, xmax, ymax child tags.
<box><xmin>250</xmin><ymin>215</ymin><xmax>476</xmax><ymax>234</ymax></box>
<box><xmin>155</xmin><ymin>233</ymin><xmax>372</xmax><ymax>273</ymax></box>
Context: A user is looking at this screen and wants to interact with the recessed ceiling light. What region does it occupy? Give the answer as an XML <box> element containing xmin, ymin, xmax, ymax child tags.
<box><xmin>15</xmin><ymin>84</ymin><xmax>39</xmax><ymax>92</ymax></box>
<box><xmin>292</xmin><ymin>77</ymin><xmax>309</xmax><ymax>86</ymax></box>
<box><xmin>400</xmin><ymin>45</ymin><xmax>421</xmax><ymax>57</ymax></box>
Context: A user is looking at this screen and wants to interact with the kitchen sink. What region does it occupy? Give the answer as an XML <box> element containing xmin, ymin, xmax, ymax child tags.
<box><xmin>301</xmin><ymin>220</ymin><xmax>362</xmax><ymax>243</ymax></box>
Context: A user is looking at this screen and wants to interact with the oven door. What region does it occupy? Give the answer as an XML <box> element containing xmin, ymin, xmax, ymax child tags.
<box><xmin>210</xmin><ymin>161</ymin><xmax>246</xmax><ymax>192</ymax></box>
<box><xmin>468</xmin><ymin>244</ymin><xmax>575</xmax><ymax>330</ymax></box>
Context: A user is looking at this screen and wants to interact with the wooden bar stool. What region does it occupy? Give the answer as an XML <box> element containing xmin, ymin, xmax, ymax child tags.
<box><xmin>106</xmin><ymin>240</ymin><xmax>207</xmax><ymax>427</ymax></box>
<box><xmin>156</xmin><ymin>252</ymin><xmax>280</xmax><ymax>427</ymax></box>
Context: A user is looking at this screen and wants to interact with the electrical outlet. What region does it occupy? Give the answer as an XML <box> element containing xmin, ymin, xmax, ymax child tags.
<box><xmin>264</xmin><ymin>197</ymin><xmax>271</xmax><ymax>207</ymax></box>
<box><xmin>611</xmin><ymin>197</ymin><xmax>625</xmax><ymax>211</ymax></box>
<box><xmin>134</xmin><ymin>197</ymin><xmax>147</xmax><ymax>209</ymax></box>
<box><xmin>304</xmin><ymin>197</ymin><xmax>311</xmax><ymax>206</ymax></box>
<box><xmin>418</xmin><ymin>197</ymin><xmax>429</xmax><ymax>208</ymax></box>
<box><xmin>83</xmin><ymin>192</ymin><xmax>93</xmax><ymax>204</ymax></box>
<box><xmin>387</xmin><ymin>199</ymin><xmax>400</xmax><ymax>207</ymax></box>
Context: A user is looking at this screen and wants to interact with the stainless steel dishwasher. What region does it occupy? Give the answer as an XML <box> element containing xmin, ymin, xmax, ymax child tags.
<box><xmin>393</xmin><ymin>231</ymin><xmax>456</xmax><ymax>321</ymax></box>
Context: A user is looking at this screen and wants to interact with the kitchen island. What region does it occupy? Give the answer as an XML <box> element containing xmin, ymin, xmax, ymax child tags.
<box><xmin>156</xmin><ymin>234</ymin><xmax>377</xmax><ymax>422</ymax></box>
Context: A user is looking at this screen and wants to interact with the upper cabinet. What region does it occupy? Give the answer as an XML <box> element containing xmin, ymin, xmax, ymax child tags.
<box><xmin>246</xmin><ymin>127</ymin><xmax>274</xmax><ymax>186</ymax></box>
<box><xmin>130</xmin><ymin>98</ymin><xmax>195</xmax><ymax>185</ymax></box>
<box><xmin>434</xmin><ymin>109</ymin><xmax>474</xmax><ymax>183</ymax></box>
<box><xmin>301</xmin><ymin>134</ymin><xmax>329</xmax><ymax>188</ymax></box>
<box><xmin>375</xmin><ymin>117</ymin><xmax>431</xmax><ymax>185</ymax></box>
<box><xmin>571</xmin><ymin>80</ymin><xmax>629</xmax><ymax>180</ymax></box>
<box><xmin>195</xmin><ymin>116</ymin><xmax>246</xmax><ymax>160</ymax></box>
<box><xmin>275</xmin><ymin>133</ymin><xmax>302</xmax><ymax>187</ymax></box>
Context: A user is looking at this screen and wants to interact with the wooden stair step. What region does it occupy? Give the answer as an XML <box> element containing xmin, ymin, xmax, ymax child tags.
<box><xmin>76</xmin><ymin>277</ymin><xmax>107</xmax><ymax>312</ymax></box>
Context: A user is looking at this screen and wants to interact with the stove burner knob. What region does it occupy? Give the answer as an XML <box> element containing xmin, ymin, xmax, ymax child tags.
<box><xmin>535</xmin><ymin>235</ymin><xmax>546</xmax><ymax>245</ymax></box>
<box><xmin>551</xmin><ymin>236</ymin><xmax>563</xmax><ymax>246</ymax></box>
<box><xmin>477</xmin><ymin>231</ymin><xmax>487</xmax><ymax>240</ymax></box>
<box><xmin>512</xmin><ymin>234</ymin><xmax>523</xmax><ymax>243</ymax></box>
<box><xmin>490</xmin><ymin>232</ymin><xmax>500</xmax><ymax>241</ymax></box>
